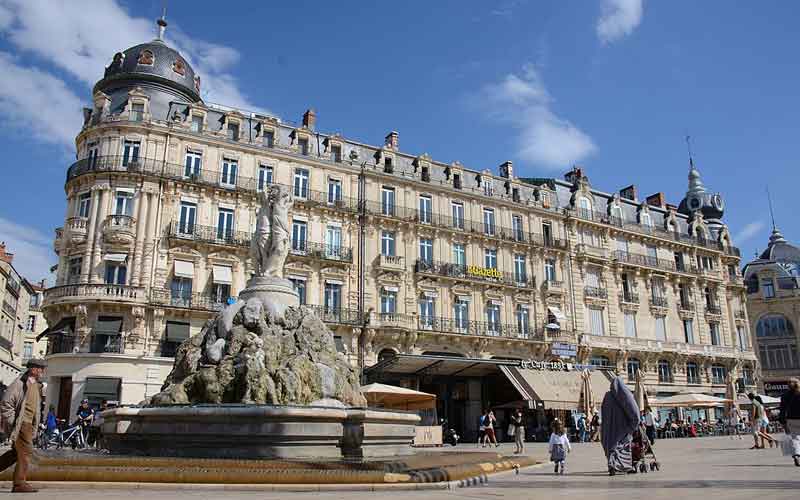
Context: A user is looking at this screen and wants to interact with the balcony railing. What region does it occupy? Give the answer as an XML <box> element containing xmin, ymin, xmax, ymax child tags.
<box><xmin>150</xmin><ymin>289</ymin><xmax>228</xmax><ymax>312</ymax></box>
<box><xmin>415</xmin><ymin>260</ymin><xmax>535</xmax><ymax>289</ymax></box>
<box><xmin>678</xmin><ymin>301</ymin><xmax>694</xmax><ymax>311</ymax></box>
<box><xmin>734</xmin><ymin>310</ymin><xmax>747</xmax><ymax>320</ymax></box>
<box><xmin>166</xmin><ymin>221</ymin><xmax>251</xmax><ymax>248</ymax></box>
<box><xmin>706</xmin><ymin>304</ymin><xmax>722</xmax><ymax>315</ymax></box>
<box><xmin>107</xmin><ymin>214</ymin><xmax>136</xmax><ymax>229</ymax></box>
<box><xmin>575</xmin><ymin>243</ymin><xmax>607</xmax><ymax>259</ymax></box>
<box><xmin>289</xmin><ymin>241</ymin><xmax>353</xmax><ymax>263</ymax></box>
<box><xmin>44</xmin><ymin>284</ymin><xmax>145</xmax><ymax>304</ymax></box>
<box><xmin>613</xmin><ymin>250</ymin><xmax>680</xmax><ymax>273</ymax></box>
<box><xmin>65</xmin><ymin>216</ymin><xmax>88</xmax><ymax>232</ymax></box>
<box><xmin>650</xmin><ymin>296</ymin><xmax>668</xmax><ymax>308</ymax></box>
<box><xmin>416</xmin><ymin>316</ymin><xmax>530</xmax><ymax>338</ymax></box>
<box><xmin>619</xmin><ymin>292</ymin><xmax>639</xmax><ymax>304</ymax></box>
<box><xmin>375</xmin><ymin>254</ymin><xmax>405</xmax><ymax>271</ymax></box>
<box><xmin>543</xmin><ymin>280</ymin><xmax>564</xmax><ymax>293</ymax></box>
<box><xmin>90</xmin><ymin>335</ymin><xmax>124</xmax><ymax>354</ymax></box>
<box><xmin>2</xmin><ymin>301</ymin><xmax>16</xmax><ymax>317</ymax></box>
<box><xmin>304</xmin><ymin>305</ymin><xmax>364</xmax><ymax>325</ymax></box>
<box><xmin>48</xmin><ymin>334</ymin><xmax>77</xmax><ymax>355</ymax></box>
<box><xmin>584</xmin><ymin>286</ymin><xmax>608</xmax><ymax>299</ymax></box>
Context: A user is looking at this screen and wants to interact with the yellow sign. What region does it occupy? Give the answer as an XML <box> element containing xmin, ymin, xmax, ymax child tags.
<box><xmin>467</xmin><ymin>265</ymin><xmax>502</xmax><ymax>279</ymax></box>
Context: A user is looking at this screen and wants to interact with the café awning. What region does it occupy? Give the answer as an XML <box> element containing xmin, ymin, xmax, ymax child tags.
<box><xmin>36</xmin><ymin>317</ymin><xmax>75</xmax><ymax>341</ymax></box>
<box><xmin>501</xmin><ymin>365</ymin><xmax>612</xmax><ymax>411</ymax></box>
<box><xmin>650</xmin><ymin>393</ymin><xmax>731</xmax><ymax>408</ymax></box>
<box><xmin>548</xmin><ymin>306</ymin><xmax>566</xmax><ymax>322</ymax></box>
<box><xmin>361</xmin><ymin>383</ymin><xmax>436</xmax><ymax>411</ymax></box>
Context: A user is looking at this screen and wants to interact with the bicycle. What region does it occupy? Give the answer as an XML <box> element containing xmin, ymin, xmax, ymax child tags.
<box><xmin>57</xmin><ymin>420</ymin><xmax>88</xmax><ymax>450</ymax></box>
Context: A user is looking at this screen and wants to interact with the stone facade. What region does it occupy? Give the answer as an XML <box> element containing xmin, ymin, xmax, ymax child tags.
<box><xmin>41</xmin><ymin>29</ymin><xmax>757</xmax><ymax>415</ymax></box>
<box><xmin>0</xmin><ymin>243</ymin><xmax>36</xmax><ymax>386</ymax></box>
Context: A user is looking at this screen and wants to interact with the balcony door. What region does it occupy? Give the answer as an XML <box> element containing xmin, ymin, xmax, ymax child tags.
<box><xmin>325</xmin><ymin>225</ymin><xmax>342</xmax><ymax>257</ymax></box>
<box><xmin>216</xmin><ymin>208</ymin><xmax>234</xmax><ymax>241</ymax></box>
<box><xmin>179</xmin><ymin>202</ymin><xmax>196</xmax><ymax>235</ymax></box>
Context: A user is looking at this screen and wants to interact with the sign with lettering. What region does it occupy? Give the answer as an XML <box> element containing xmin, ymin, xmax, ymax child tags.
<box><xmin>467</xmin><ymin>265</ymin><xmax>502</xmax><ymax>279</ymax></box>
<box><xmin>519</xmin><ymin>359</ymin><xmax>596</xmax><ymax>372</ymax></box>
<box><xmin>551</xmin><ymin>342</ymin><xmax>577</xmax><ymax>358</ymax></box>
<box><xmin>764</xmin><ymin>381</ymin><xmax>789</xmax><ymax>396</ymax></box>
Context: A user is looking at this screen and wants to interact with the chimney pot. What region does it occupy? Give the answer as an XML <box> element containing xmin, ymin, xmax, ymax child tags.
<box><xmin>385</xmin><ymin>131</ymin><xmax>399</xmax><ymax>150</ymax></box>
<box><xmin>499</xmin><ymin>161</ymin><xmax>513</xmax><ymax>179</ymax></box>
<box><xmin>646</xmin><ymin>192</ymin><xmax>666</xmax><ymax>208</ymax></box>
<box><xmin>619</xmin><ymin>184</ymin><xmax>638</xmax><ymax>202</ymax></box>
<box><xmin>302</xmin><ymin>109</ymin><xmax>316</xmax><ymax>130</ymax></box>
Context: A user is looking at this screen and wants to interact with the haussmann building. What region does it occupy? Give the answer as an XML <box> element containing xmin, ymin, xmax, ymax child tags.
<box><xmin>40</xmin><ymin>20</ymin><xmax>757</xmax><ymax>438</ymax></box>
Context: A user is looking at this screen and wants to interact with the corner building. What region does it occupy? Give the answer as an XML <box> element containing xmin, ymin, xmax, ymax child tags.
<box><xmin>42</xmin><ymin>25</ymin><xmax>757</xmax><ymax>423</ymax></box>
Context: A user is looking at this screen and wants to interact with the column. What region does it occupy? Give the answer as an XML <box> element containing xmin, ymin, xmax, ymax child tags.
<box><xmin>89</xmin><ymin>187</ymin><xmax>110</xmax><ymax>283</ymax></box>
<box><xmin>141</xmin><ymin>192</ymin><xmax>160</xmax><ymax>289</ymax></box>
<box><xmin>80</xmin><ymin>188</ymin><xmax>102</xmax><ymax>283</ymax></box>
<box><xmin>130</xmin><ymin>190</ymin><xmax>149</xmax><ymax>286</ymax></box>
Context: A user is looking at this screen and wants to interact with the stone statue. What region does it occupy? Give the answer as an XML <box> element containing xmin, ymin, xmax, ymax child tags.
<box><xmin>251</xmin><ymin>185</ymin><xmax>292</xmax><ymax>278</ymax></box>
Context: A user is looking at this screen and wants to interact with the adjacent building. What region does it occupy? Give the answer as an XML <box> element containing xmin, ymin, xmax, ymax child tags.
<box><xmin>743</xmin><ymin>227</ymin><xmax>800</xmax><ymax>396</ymax></box>
<box><xmin>0</xmin><ymin>243</ymin><xmax>37</xmax><ymax>387</ymax></box>
<box><xmin>41</xmin><ymin>19</ymin><xmax>757</xmax><ymax>429</ymax></box>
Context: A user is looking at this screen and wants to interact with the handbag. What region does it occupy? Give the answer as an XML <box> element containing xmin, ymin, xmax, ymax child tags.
<box><xmin>508</xmin><ymin>424</ymin><xmax>516</xmax><ymax>437</ymax></box>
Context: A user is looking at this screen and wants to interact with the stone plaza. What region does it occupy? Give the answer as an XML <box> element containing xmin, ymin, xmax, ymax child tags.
<box><xmin>3</xmin><ymin>436</ymin><xmax>797</xmax><ymax>498</ymax></box>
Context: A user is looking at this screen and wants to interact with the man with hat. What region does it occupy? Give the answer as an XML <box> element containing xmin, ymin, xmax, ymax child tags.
<box><xmin>0</xmin><ymin>358</ymin><xmax>47</xmax><ymax>493</ymax></box>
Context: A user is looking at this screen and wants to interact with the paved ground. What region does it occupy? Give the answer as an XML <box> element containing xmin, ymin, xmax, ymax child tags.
<box><xmin>2</xmin><ymin>435</ymin><xmax>798</xmax><ymax>498</ymax></box>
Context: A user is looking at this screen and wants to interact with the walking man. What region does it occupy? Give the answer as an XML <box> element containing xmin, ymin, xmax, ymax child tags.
<box><xmin>0</xmin><ymin>358</ymin><xmax>47</xmax><ymax>493</ymax></box>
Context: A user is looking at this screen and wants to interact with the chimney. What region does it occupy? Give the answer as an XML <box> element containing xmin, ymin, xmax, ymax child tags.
<box><xmin>385</xmin><ymin>131</ymin><xmax>399</xmax><ymax>150</ymax></box>
<box><xmin>499</xmin><ymin>161</ymin><xmax>513</xmax><ymax>179</ymax></box>
<box><xmin>0</xmin><ymin>242</ymin><xmax>13</xmax><ymax>264</ymax></box>
<box><xmin>646</xmin><ymin>192</ymin><xmax>666</xmax><ymax>208</ymax></box>
<box><xmin>302</xmin><ymin>109</ymin><xmax>316</xmax><ymax>130</ymax></box>
<box><xmin>619</xmin><ymin>184</ymin><xmax>638</xmax><ymax>202</ymax></box>
<box><xmin>564</xmin><ymin>166</ymin><xmax>585</xmax><ymax>184</ymax></box>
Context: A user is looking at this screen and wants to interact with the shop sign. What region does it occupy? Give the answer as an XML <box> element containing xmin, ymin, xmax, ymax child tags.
<box><xmin>467</xmin><ymin>265</ymin><xmax>502</xmax><ymax>279</ymax></box>
<box><xmin>520</xmin><ymin>359</ymin><xmax>596</xmax><ymax>372</ymax></box>
<box><xmin>764</xmin><ymin>381</ymin><xmax>789</xmax><ymax>396</ymax></box>
<box><xmin>551</xmin><ymin>342</ymin><xmax>577</xmax><ymax>358</ymax></box>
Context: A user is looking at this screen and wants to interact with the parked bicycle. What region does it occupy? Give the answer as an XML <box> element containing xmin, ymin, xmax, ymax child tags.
<box><xmin>35</xmin><ymin>419</ymin><xmax>87</xmax><ymax>450</ymax></box>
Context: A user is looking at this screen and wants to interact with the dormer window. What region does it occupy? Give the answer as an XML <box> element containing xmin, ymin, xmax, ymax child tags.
<box><xmin>384</xmin><ymin>156</ymin><xmax>394</xmax><ymax>174</ymax></box>
<box><xmin>512</xmin><ymin>187</ymin><xmax>520</xmax><ymax>202</ymax></box>
<box><xmin>453</xmin><ymin>173</ymin><xmax>462</xmax><ymax>189</ymax></box>
<box><xmin>421</xmin><ymin>165</ymin><xmax>430</xmax><ymax>182</ymax></box>
<box><xmin>227</xmin><ymin>122</ymin><xmax>240</xmax><ymax>141</ymax></box>
<box><xmin>131</xmin><ymin>102</ymin><xmax>144</xmax><ymax>122</ymax></box>
<box><xmin>137</xmin><ymin>50</ymin><xmax>154</xmax><ymax>66</ymax></box>
<box><xmin>191</xmin><ymin>114</ymin><xmax>203</xmax><ymax>132</ymax></box>
<box><xmin>484</xmin><ymin>179</ymin><xmax>494</xmax><ymax>196</ymax></box>
<box><xmin>331</xmin><ymin>144</ymin><xmax>342</xmax><ymax>163</ymax></box>
<box><xmin>640</xmin><ymin>212</ymin><xmax>653</xmax><ymax>228</ymax></box>
<box><xmin>263</xmin><ymin>129</ymin><xmax>275</xmax><ymax>147</ymax></box>
<box><xmin>296</xmin><ymin>137</ymin><xmax>308</xmax><ymax>155</ymax></box>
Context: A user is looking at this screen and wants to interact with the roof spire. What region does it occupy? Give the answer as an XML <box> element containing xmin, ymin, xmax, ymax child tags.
<box><xmin>767</xmin><ymin>186</ymin><xmax>777</xmax><ymax>231</ymax></box>
<box><xmin>156</xmin><ymin>5</ymin><xmax>168</xmax><ymax>41</ymax></box>
<box><xmin>685</xmin><ymin>134</ymin><xmax>694</xmax><ymax>169</ymax></box>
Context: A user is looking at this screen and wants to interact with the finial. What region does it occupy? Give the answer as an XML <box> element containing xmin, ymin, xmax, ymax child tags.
<box><xmin>685</xmin><ymin>134</ymin><xmax>694</xmax><ymax>169</ymax></box>
<box><xmin>767</xmin><ymin>186</ymin><xmax>777</xmax><ymax>231</ymax></box>
<box><xmin>156</xmin><ymin>6</ymin><xmax>168</xmax><ymax>40</ymax></box>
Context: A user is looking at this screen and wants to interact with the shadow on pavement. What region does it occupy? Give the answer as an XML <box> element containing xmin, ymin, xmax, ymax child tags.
<box><xmin>486</xmin><ymin>480</ymin><xmax>800</xmax><ymax>490</ymax></box>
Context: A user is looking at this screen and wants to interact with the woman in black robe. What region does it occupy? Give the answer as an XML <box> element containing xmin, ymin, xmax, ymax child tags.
<box><xmin>601</xmin><ymin>376</ymin><xmax>640</xmax><ymax>475</ymax></box>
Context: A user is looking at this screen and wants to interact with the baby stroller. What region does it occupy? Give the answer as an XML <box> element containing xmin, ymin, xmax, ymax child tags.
<box><xmin>631</xmin><ymin>423</ymin><xmax>660</xmax><ymax>473</ymax></box>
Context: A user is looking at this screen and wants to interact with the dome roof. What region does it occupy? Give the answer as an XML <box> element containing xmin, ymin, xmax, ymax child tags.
<box><xmin>759</xmin><ymin>227</ymin><xmax>800</xmax><ymax>263</ymax></box>
<box><xmin>94</xmin><ymin>38</ymin><xmax>201</xmax><ymax>103</ymax></box>
<box><xmin>677</xmin><ymin>162</ymin><xmax>725</xmax><ymax>221</ymax></box>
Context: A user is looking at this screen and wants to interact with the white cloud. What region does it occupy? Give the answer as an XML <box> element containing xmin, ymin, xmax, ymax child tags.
<box><xmin>0</xmin><ymin>217</ymin><xmax>56</xmax><ymax>284</ymax></box>
<box><xmin>597</xmin><ymin>0</ymin><xmax>644</xmax><ymax>45</ymax></box>
<box><xmin>734</xmin><ymin>221</ymin><xmax>766</xmax><ymax>244</ymax></box>
<box><xmin>479</xmin><ymin>64</ymin><xmax>597</xmax><ymax>170</ymax></box>
<box><xmin>0</xmin><ymin>0</ymin><xmax>265</xmax><ymax>148</ymax></box>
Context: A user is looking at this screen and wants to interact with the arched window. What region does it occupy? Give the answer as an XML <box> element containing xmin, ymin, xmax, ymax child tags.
<box><xmin>686</xmin><ymin>362</ymin><xmax>700</xmax><ymax>384</ymax></box>
<box><xmin>378</xmin><ymin>348</ymin><xmax>396</xmax><ymax>362</ymax></box>
<box><xmin>590</xmin><ymin>355</ymin><xmax>611</xmax><ymax>368</ymax></box>
<box><xmin>626</xmin><ymin>358</ymin><xmax>640</xmax><ymax>382</ymax></box>
<box><xmin>756</xmin><ymin>314</ymin><xmax>795</xmax><ymax>337</ymax></box>
<box><xmin>658</xmin><ymin>359</ymin><xmax>673</xmax><ymax>383</ymax></box>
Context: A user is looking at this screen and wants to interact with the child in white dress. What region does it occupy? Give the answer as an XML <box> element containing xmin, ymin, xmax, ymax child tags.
<box><xmin>548</xmin><ymin>419</ymin><xmax>572</xmax><ymax>475</ymax></box>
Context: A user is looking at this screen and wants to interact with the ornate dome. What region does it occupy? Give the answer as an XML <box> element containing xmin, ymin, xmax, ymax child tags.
<box><xmin>677</xmin><ymin>162</ymin><xmax>725</xmax><ymax>221</ymax></box>
<box><xmin>93</xmin><ymin>19</ymin><xmax>201</xmax><ymax>103</ymax></box>
<box><xmin>758</xmin><ymin>227</ymin><xmax>800</xmax><ymax>263</ymax></box>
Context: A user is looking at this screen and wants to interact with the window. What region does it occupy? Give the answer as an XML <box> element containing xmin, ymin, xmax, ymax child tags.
<box><xmin>419</xmin><ymin>296</ymin><xmax>436</xmax><ymax>328</ymax></box>
<box><xmin>220</xmin><ymin>158</ymin><xmax>238</xmax><ymax>186</ymax></box>
<box><xmin>578</xmin><ymin>197</ymin><xmax>592</xmax><ymax>218</ymax></box>
<box><xmin>483</xmin><ymin>208</ymin><xmax>495</xmax><ymax>235</ymax></box>
<box><xmin>191</xmin><ymin>114</ymin><xmax>203</xmax><ymax>132</ymax></box>
<box><xmin>542</xmin><ymin>221</ymin><xmax>553</xmax><ymax>245</ymax></box>
<box><xmin>679</xmin><ymin>283</ymin><xmax>691</xmax><ymax>308</ymax></box>
<box><xmin>741</xmin><ymin>367</ymin><xmax>754</xmax><ymax>386</ymax></box>
<box><xmin>381</xmin><ymin>187</ymin><xmax>395</xmax><ymax>216</ymax></box>
<box><xmin>683</xmin><ymin>319</ymin><xmax>695</xmax><ymax>344</ymax></box>
<box><xmin>586</xmin><ymin>268</ymin><xmax>601</xmax><ymax>288</ymax></box>
<box><xmin>454</xmin><ymin>298</ymin><xmax>469</xmax><ymax>330</ymax></box>
<box><xmin>762</xmin><ymin>279</ymin><xmax>775</xmax><ymax>299</ymax></box>
<box><xmin>293</xmin><ymin>169</ymin><xmax>309</xmax><ymax>199</ymax></box>
<box><xmin>486</xmin><ymin>302</ymin><xmax>501</xmax><ymax>335</ymax></box>
<box><xmin>756</xmin><ymin>314</ymin><xmax>795</xmax><ymax>337</ymax></box>
<box><xmin>655</xmin><ymin>316</ymin><xmax>667</xmax><ymax>341</ymax></box>
<box><xmin>514</xmin><ymin>254</ymin><xmax>526</xmax><ymax>283</ymax></box>
<box><xmin>710</xmin><ymin>323</ymin><xmax>721</xmax><ymax>346</ymax></box>
<box><xmin>580</xmin><ymin>228</ymin><xmax>601</xmax><ymax>247</ymax></box>
<box><xmin>646</xmin><ymin>245</ymin><xmax>658</xmax><ymax>265</ymax></box>
<box><xmin>325</xmin><ymin>225</ymin><xmax>342</xmax><ymax>257</ymax></box>
<box><xmin>212</xmin><ymin>283</ymin><xmax>231</xmax><ymax>305</ymax></box>
<box><xmin>640</xmin><ymin>212</ymin><xmax>652</xmax><ymax>228</ymax></box>
<box><xmin>68</xmin><ymin>257</ymin><xmax>82</xmax><ymax>284</ymax></box>
<box><xmin>651</xmin><ymin>277</ymin><xmax>665</xmax><ymax>302</ymax></box>
<box><xmin>87</xmin><ymin>142</ymin><xmax>99</xmax><ymax>168</ymax></box>
<box><xmin>452</xmin><ymin>243</ymin><xmax>466</xmax><ymax>268</ymax></box>
<box><xmin>711</xmin><ymin>365</ymin><xmax>727</xmax><ymax>385</ymax></box>
<box><xmin>380</xmin><ymin>289</ymin><xmax>397</xmax><ymax>314</ymax></box>
<box><xmin>419</xmin><ymin>238</ymin><xmax>433</xmax><ymax>264</ymax></box>
<box><xmin>484</xmin><ymin>248</ymin><xmax>497</xmax><ymax>269</ymax></box>
<box><xmin>104</xmin><ymin>262</ymin><xmax>127</xmax><ymax>285</ymax></box>
<box><xmin>78</xmin><ymin>192</ymin><xmax>91</xmax><ymax>218</ymax></box>
<box><xmin>697</xmin><ymin>254</ymin><xmax>714</xmax><ymax>271</ymax></box>
<box><xmin>483</xmin><ymin>179</ymin><xmax>494</xmax><ymax>196</ymax></box>
<box><xmin>327</xmin><ymin>179</ymin><xmax>342</xmax><ymax>204</ymax></box>
<box><xmin>26</xmin><ymin>315</ymin><xmax>35</xmax><ymax>332</ymax></box>
<box><xmin>623</xmin><ymin>312</ymin><xmax>637</xmax><ymax>338</ymax></box>
<box><xmin>616</xmin><ymin>237</ymin><xmax>629</xmax><ymax>253</ymax></box>
<box><xmin>23</xmin><ymin>342</ymin><xmax>33</xmax><ymax>360</ymax></box>
<box><xmin>451</xmin><ymin>202</ymin><xmax>464</xmax><ymax>229</ymax></box>
<box><xmin>227</xmin><ymin>122</ymin><xmax>240</xmax><ymax>141</ymax></box>
<box><xmin>131</xmin><ymin>102</ymin><xmax>144</xmax><ymax>121</ymax></box>
<box><xmin>419</xmin><ymin>195</ymin><xmax>432</xmax><ymax>224</ymax></box>
<box><xmin>184</xmin><ymin>150</ymin><xmax>202</xmax><ymax>177</ymax></box>
<box><xmin>590</xmin><ymin>356</ymin><xmax>611</xmax><ymax>368</ymax></box>
<box><xmin>626</xmin><ymin>358</ymin><xmax>640</xmax><ymax>382</ymax></box>
<box><xmin>330</xmin><ymin>144</ymin><xmax>342</xmax><ymax>163</ymax></box>
<box><xmin>178</xmin><ymin>202</ymin><xmax>196</xmax><ymax>234</ymax></box>
<box><xmin>512</xmin><ymin>215</ymin><xmax>524</xmax><ymax>241</ymax></box>
<box><xmin>292</xmin><ymin>220</ymin><xmax>307</xmax><ymax>252</ymax></box>
<box><xmin>686</xmin><ymin>362</ymin><xmax>700</xmax><ymax>384</ymax></box>
<box><xmin>545</xmin><ymin>258</ymin><xmax>557</xmax><ymax>282</ymax></box>
<box><xmin>122</xmin><ymin>140</ymin><xmax>140</xmax><ymax>166</ymax></box>
<box><xmin>453</xmin><ymin>173</ymin><xmax>462</xmax><ymax>189</ymax></box>
<box><xmin>298</xmin><ymin>137</ymin><xmax>309</xmax><ymax>155</ymax></box>
<box><xmin>384</xmin><ymin>156</ymin><xmax>393</xmax><ymax>173</ymax></box>
<box><xmin>170</xmin><ymin>277</ymin><xmax>193</xmax><ymax>306</ymax></box>
<box><xmin>588</xmin><ymin>307</ymin><xmax>605</xmax><ymax>336</ymax></box>
<box><xmin>381</xmin><ymin>231</ymin><xmax>396</xmax><ymax>256</ymax></box>
<box><xmin>610</xmin><ymin>205</ymin><xmax>623</xmax><ymax>224</ymax></box>
<box><xmin>516</xmin><ymin>305</ymin><xmax>530</xmax><ymax>337</ymax></box>
<box><xmin>114</xmin><ymin>191</ymin><xmax>133</xmax><ymax>216</ymax></box>
<box><xmin>258</xmin><ymin>165</ymin><xmax>274</xmax><ymax>191</ymax></box>
<box><xmin>658</xmin><ymin>360</ymin><xmax>673</xmax><ymax>383</ymax></box>
<box><xmin>737</xmin><ymin>325</ymin><xmax>748</xmax><ymax>349</ymax></box>
<box><xmin>216</xmin><ymin>208</ymin><xmax>234</xmax><ymax>241</ymax></box>
<box><xmin>759</xmin><ymin>344</ymin><xmax>800</xmax><ymax>370</ymax></box>
<box><xmin>674</xmin><ymin>251</ymin><xmax>686</xmax><ymax>272</ymax></box>
<box><xmin>263</xmin><ymin>130</ymin><xmax>274</xmax><ymax>147</ymax></box>
<box><xmin>290</xmin><ymin>278</ymin><xmax>306</xmax><ymax>305</ymax></box>
<box><xmin>324</xmin><ymin>283</ymin><xmax>341</xmax><ymax>312</ymax></box>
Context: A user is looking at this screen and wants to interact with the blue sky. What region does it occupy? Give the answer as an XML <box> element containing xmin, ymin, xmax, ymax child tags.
<box><xmin>0</xmin><ymin>0</ymin><xmax>797</xmax><ymax>282</ymax></box>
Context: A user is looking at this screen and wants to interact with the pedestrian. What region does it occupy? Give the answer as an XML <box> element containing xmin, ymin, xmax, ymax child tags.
<box><xmin>45</xmin><ymin>405</ymin><xmax>57</xmax><ymax>439</ymax></box>
<box><xmin>89</xmin><ymin>400</ymin><xmax>108</xmax><ymax>448</ymax></box>
<box><xmin>484</xmin><ymin>410</ymin><xmax>499</xmax><ymax>447</ymax></box>
<box><xmin>728</xmin><ymin>407</ymin><xmax>742</xmax><ymax>440</ymax></box>
<box><xmin>577</xmin><ymin>414</ymin><xmax>588</xmax><ymax>443</ymax></box>
<box><xmin>642</xmin><ymin>407</ymin><xmax>657</xmax><ymax>444</ymax></box>
<box><xmin>779</xmin><ymin>378</ymin><xmax>800</xmax><ymax>467</ymax></box>
<box><xmin>601</xmin><ymin>377</ymin><xmax>640</xmax><ymax>475</ymax></box>
<box><xmin>748</xmin><ymin>392</ymin><xmax>776</xmax><ymax>449</ymax></box>
<box><xmin>590</xmin><ymin>410</ymin><xmax>601</xmax><ymax>442</ymax></box>
<box><xmin>548</xmin><ymin>419</ymin><xmax>571</xmax><ymax>475</ymax></box>
<box><xmin>511</xmin><ymin>408</ymin><xmax>525</xmax><ymax>454</ymax></box>
<box><xmin>477</xmin><ymin>409</ymin><xmax>487</xmax><ymax>447</ymax></box>
<box><xmin>76</xmin><ymin>398</ymin><xmax>94</xmax><ymax>446</ymax></box>
<box><xmin>0</xmin><ymin>358</ymin><xmax>47</xmax><ymax>493</ymax></box>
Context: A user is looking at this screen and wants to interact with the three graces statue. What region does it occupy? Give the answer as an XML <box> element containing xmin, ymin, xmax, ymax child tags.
<box><xmin>250</xmin><ymin>184</ymin><xmax>293</xmax><ymax>278</ymax></box>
